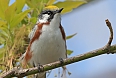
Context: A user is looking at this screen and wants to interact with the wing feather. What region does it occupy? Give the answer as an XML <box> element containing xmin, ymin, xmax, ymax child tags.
<box><xmin>28</xmin><ymin>24</ymin><xmax>38</xmax><ymax>40</ymax></box>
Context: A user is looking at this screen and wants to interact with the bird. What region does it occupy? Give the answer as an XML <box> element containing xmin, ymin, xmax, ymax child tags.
<box><xmin>20</xmin><ymin>5</ymin><xmax>67</xmax><ymax>78</ymax></box>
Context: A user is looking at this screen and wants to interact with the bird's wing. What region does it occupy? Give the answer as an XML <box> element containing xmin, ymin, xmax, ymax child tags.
<box><xmin>59</xmin><ymin>24</ymin><xmax>67</xmax><ymax>58</ymax></box>
<box><xmin>59</xmin><ymin>24</ymin><xmax>66</xmax><ymax>41</ymax></box>
<box><xmin>28</xmin><ymin>24</ymin><xmax>38</xmax><ymax>40</ymax></box>
<box><xmin>19</xmin><ymin>24</ymin><xmax>38</xmax><ymax>67</ymax></box>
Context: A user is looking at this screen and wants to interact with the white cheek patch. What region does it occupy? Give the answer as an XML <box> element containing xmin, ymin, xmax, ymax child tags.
<box><xmin>39</xmin><ymin>14</ymin><xmax>50</xmax><ymax>23</ymax></box>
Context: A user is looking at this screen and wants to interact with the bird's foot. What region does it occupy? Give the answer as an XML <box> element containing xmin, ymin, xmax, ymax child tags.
<box><xmin>38</xmin><ymin>63</ymin><xmax>44</xmax><ymax>72</ymax></box>
<box><xmin>59</xmin><ymin>58</ymin><xmax>64</xmax><ymax>65</ymax></box>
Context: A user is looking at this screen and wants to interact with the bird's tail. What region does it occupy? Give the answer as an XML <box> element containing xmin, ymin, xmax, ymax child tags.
<box><xmin>19</xmin><ymin>53</ymin><xmax>27</xmax><ymax>68</ymax></box>
<box><xmin>61</xmin><ymin>66</ymin><xmax>67</xmax><ymax>78</ymax></box>
<box><xmin>19</xmin><ymin>53</ymin><xmax>26</xmax><ymax>61</ymax></box>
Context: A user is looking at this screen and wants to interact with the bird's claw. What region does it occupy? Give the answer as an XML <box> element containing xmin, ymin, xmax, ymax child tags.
<box><xmin>59</xmin><ymin>58</ymin><xmax>64</xmax><ymax>65</ymax></box>
<box><xmin>38</xmin><ymin>63</ymin><xmax>44</xmax><ymax>72</ymax></box>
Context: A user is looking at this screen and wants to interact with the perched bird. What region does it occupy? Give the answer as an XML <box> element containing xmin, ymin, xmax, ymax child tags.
<box><xmin>20</xmin><ymin>5</ymin><xmax>67</xmax><ymax>78</ymax></box>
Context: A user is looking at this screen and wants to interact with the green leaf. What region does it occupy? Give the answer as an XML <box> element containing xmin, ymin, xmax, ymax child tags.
<box><xmin>30</xmin><ymin>17</ymin><xmax>37</xmax><ymax>24</ymax></box>
<box><xmin>26</xmin><ymin>0</ymin><xmax>42</xmax><ymax>8</ymax></box>
<box><xmin>47</xmin><ymin>0</ymin><xmax>55</xmax><ymax>5</ymax></box>
<box><xmin>0</xmin><ymin>30</ymin><xmax>9</xmax><ymax>38</ymax></box>
<box><xmin>0</xmin><ymin>24</ymin><xmax>8</xmax><ymax>31</ymax></box>
<box><xmin>5</xmin><ymin>2</ymin><xmax>16</xmax><ymax>24</ymax></box>
<box><xmin>67</xmin><ymin>50</ymin><xmax>73</xmax><ymax>55</ymax></box>
<box><xmin>10</xmin><ymin>9</ymin><xmax>32</xmax><ymax>28</ymax></box>
<box><xmin>0</xmin><ymin>0</ymin><xmax>9</xmax><ymax>20</ymax></box>
<box><xmin>16</xmin><ymin>0</ymin><xmax>25</xmax><ymax>13</ymax></box>
<box><xmin>0</xmin><ymin>36</ymin><xmax>5</xmax><ymax>43</ymax></box>
<box><xmin>44</xmin><ymin>0</ymin><xmax>49</xmax><ymax>3</ymax></box>
<box><xmin>0</xmin><ymin>20</ymin><xmax>7</xmax><ymax>26</ymax></box>
<box><xmin>66</xmin><ymin>33</ymin><xmax>77</xmax><ymax>40</ymax></box>
<box><xmin>0</xmin><ymin>0</ymin><xmax>9</xmax><ymax>10</ymax></box>
<box><xmin>26</xmin><ymin>0</ymin><xmax>35</xmax><ymax>8</ymax></box>
<box><xmin>54</xmin><ymin>1</ymin><xmax>86</xmax><ymax>14</ymax></box>
<box><xmin>0</xmin><ymin>48</ymin><xmax>5</xmax><ymax>58</ymax></box>
<box><xmin>31</xmin><ymin>9</ymin><xmax>38</xmax><ymax>17</ymax></box>
<box><xmin>26</xmin><ymin>0</ymin><xmax>49</xmax><ymax>8</ymax></box>
<box><xmin>0</xmin><ymin>30</ymin><xmax>9</xmax><ymax>44</ymax></box>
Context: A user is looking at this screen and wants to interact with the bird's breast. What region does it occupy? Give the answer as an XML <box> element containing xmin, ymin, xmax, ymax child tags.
<box><xmin>29</xmin><ymin>25</ymin><xmax>66</xmax><ymax>66</ymax></box>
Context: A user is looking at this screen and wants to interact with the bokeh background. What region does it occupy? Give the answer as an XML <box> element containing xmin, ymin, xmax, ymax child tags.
<box><xmin>62</xmin><ymin>0</ymin><xmax>116</xmax><ymax>78</ymax></box>
<box><xmin>9</xmin><ymin>0</ymin><xmax>116</xmax><ymax>78</ymax></box>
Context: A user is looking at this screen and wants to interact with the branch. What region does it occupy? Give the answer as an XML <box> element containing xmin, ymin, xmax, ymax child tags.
<box><xmin>104</xmin><ymin>19</ymin><xmax>113</xmax><ymax>53</ymax></box>
<box><xmin>1</xmin><ymin>45</ymin><xmax>116</xmax><ymax>78</ymax></box>
<box><xmin>0</xmin><ymin>19</ymin><xmax>115</xmax><ymax>78</ymax></box>
<box><xmin>105</xmin><ymin>19</ymin><xmax>113</xmax><ymax>46</ymax></box>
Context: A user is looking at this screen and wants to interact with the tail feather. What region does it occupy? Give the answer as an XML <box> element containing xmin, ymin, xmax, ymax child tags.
<box><xmin>19</xmin><ymin>53</ymin><xmax>27</xmax><ymax>68</ymax></box>
<box><xmin>61</xmin><ymin>66</ymin><xmax>67</xmax><ymax>78</ymax></box>
<box><xmin>19</xmin><ymin>53</ymin><xmax>26</xmax><ymax>61</ymax></box>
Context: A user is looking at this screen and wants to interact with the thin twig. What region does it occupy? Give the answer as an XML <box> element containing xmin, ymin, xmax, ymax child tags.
<box><xmin>105</xmin><ymin>19</ymin><xmax>113</xmax><ymax>46</ymax></box>
<box><xmin>104</xmin><ymin>19</ymin><xmax>113</xmax><ymax>53</ymax></box>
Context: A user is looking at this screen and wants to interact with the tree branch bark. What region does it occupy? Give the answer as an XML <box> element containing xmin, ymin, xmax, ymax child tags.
<box><xmin>0</xmin><ymin>19</ymin><xmax>115</xmax><ymax>78</ymax></box>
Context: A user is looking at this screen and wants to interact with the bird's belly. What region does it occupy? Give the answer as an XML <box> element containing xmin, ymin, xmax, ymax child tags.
<box><xmin>30</xmin><ymin>29</ymin><xmax>66</xmax><ymax>66</ymax></box>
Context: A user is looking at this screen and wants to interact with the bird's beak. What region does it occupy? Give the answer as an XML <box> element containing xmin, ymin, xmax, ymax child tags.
<box><xmin>56</xmin><ymin>8</ymin><xmax>63</xmax><ymax>13</ymax></box>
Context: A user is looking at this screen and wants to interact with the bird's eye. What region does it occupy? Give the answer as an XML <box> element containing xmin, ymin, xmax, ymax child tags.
<box><xmin>41</xmin><ymin>11</ymin><xmax>53</xmax><ymax>15</ymax></box>
<box><xmin>47</xmin><ymin>11</ymin><xmax>52</xmax><ymax>15</ymax></box>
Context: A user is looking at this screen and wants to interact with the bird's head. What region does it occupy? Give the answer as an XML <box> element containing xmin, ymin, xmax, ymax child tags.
<box><xmin>38</xmin><ymin>5</ymin><xmax>63</xmax><ymax>23</ymax></box>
